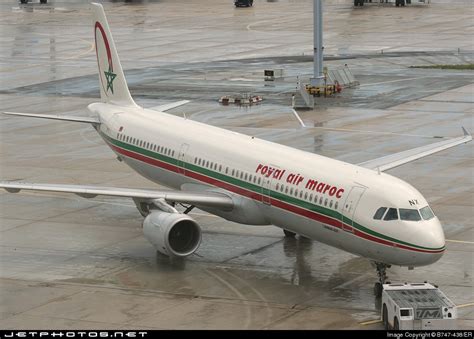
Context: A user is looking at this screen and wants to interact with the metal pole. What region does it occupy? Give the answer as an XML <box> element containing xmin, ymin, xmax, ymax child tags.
<box><xmin>311</xmin><ymin>0</ymin><xmax>324</xmax><ymax>86</ymax></box>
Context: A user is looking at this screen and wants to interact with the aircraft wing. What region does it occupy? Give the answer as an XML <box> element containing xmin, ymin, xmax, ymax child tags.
<box><xmin>2</xmin><ymin>112</ymin><xmax>99</xmax><ymax>124</ymax></box>
<box><xmin>0</xmin><ymin>182</ymin><xmax>233</xmax><ymax>210</ymax></box>
<box><xmin>358</xmin><ymin>128</ymin><xmax>472</xmax><ymax>172</ymax></box>
<box><xmin>149</xmin><ymin>100</ymin><xmax>190</xmax><ymax>112</ymax></box>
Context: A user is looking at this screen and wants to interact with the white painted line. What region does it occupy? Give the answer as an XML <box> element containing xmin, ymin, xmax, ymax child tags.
<box><xmin>291</xmin><ymin>109</ymin><xmax>306</xmax><ymax>128</ymax></box>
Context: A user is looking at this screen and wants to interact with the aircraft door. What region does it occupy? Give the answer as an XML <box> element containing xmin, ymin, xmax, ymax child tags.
<box><xmin>177</xmin><ymin>143</ymin><xmax>189</xmax><ymax>175</ymax></box>
<box><xmin>341</xmin><ymin>186</ymin><xmax>366</xmax><ymax>232</ymax></box>
<box><xmin>262</xmin><ymin>177</ymin><xmax>271</xmax><ymax>205</ymax></box>
<box><xmin>261</xmin><ymin>165</ymin><xmax>280</xmax><ymax>205</ymax></box>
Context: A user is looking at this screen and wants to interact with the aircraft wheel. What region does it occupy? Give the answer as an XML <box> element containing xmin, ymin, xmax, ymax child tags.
<box><xmin>283</xmin><ymin>229</ymin><xmax>296</xmax><ymax>238</ymax></box>
<box><xmin>393</xmin><ymin>317</ymin><xmax>399</xmax><ymax>330</ymax></box>
<box><xmin>382</xmin><ymin>304</ymin><xmax>389</xmax><ymax>329</ymax></box>
<box><xmin>20</xmin><ymin>0</ymin><xmax>28</xmax><ymax>4</ymax></box>
<box><xmin>40</xmin><ymin>0</ymin><xmax>47</xmax><ymax>3</ymax></box>
<box><xmin>374</xmin><ymin>282</ymin><xmax>383</xmax><ymax>298</ymax></box>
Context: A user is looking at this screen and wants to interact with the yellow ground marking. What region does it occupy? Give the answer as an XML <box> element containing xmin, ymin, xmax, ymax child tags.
<box><xmin>457</xmin><ymin>302</ymin><xmax>474</xmax><ymax>309</ymax></box>
<box><xmin>359</xmin><ymin>319</ymin><xmax>382</xmax><ymax>326</ymax></box>
<box><xmin>446</xmin><ymin>239</ymin><xmax>474</xmax><ymax>244</ymax></box>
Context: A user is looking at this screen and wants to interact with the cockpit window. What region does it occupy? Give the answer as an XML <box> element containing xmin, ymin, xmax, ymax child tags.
<box><xmin>399</xmin><ymin>208</ymin><xmax>421</xmax><ymax>221</ymax></box>
<box><xmin>420</xmin><ymin>206</ymin><xmax>435</xmax><ymax>220</ymax></box>
<box><xmin>373</xmin><ymin>207</ymin><xmax>387</xmax><ymax>220</ymax></box>
<box><xmin>384</xmin><ymin>208</ymin><xmax>398</xmax><ymax>221</ymax></box>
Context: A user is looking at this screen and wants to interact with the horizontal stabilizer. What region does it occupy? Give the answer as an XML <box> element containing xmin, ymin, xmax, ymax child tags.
<box><xmin>359</xmin><ymin>128</ymin><xmax>472</xmax><ymax>172</ymax></box>
<box><xmin>150</xmin><ymin>100</ymin><xmax>190</xmax><ymax>112</ymax></box>
<box><xmin>2</xmin><ymin>112</ymin><xmax>99</xmax><ymax>124</ymax></box>
<box><xmin>0</xmin><ymin>181</ymin><xmax>233</xmax><ymax>210</ymax></box>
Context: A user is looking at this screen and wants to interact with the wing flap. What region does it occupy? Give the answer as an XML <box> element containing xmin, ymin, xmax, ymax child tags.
<box><xmin>2</xmin><ymin>112</ymin><xmax>99</xmax><ymax>124</ymax></box>
<box><xmin>0</xmin><ymin>182</ymin><xmax>233</xmax><ymax>210</ymax></box>
<box><xmin>358</xmin><ymin>128</ymin><xmax>472</xmax><ymax>172</ymax></box>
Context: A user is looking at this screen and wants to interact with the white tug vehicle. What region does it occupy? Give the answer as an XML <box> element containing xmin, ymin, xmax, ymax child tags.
<box><xmin>382</xmin><ymin>282</ymin><xmax>457</xmax><ymax>330</ymax></box>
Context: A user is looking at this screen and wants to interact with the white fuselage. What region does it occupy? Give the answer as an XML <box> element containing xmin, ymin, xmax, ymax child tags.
<box><xmin>89</xmin><ymin>102</ymin><xmax>446</xmax><ymax>267</ymax></box>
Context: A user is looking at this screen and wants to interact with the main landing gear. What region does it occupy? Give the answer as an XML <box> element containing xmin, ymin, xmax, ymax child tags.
<box><xmin>373</xmin><ymin>262</ymin><xmax>391</xmax><ymax>298</ymax></box>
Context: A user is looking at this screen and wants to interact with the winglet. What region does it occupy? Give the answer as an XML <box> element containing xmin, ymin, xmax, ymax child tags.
<box><xmin>462</xmin><ymin>126</ymin><xmax>470</xmax><ymax>137</ymax></box>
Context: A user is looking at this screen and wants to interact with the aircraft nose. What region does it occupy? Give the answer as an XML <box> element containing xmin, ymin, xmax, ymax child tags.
<box><xmin>428</xmin><ymin>217</ymin><xmax>446</xmax><ymax>250</ymax></box>
<box><xmin>423</xmin><ymin>217</ymin><xmax>446</xmax><ymax>265</ymax></box>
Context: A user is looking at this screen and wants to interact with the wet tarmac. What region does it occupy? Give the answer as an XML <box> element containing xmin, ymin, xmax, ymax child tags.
<box><xmin>0</xmin><ymin>0</ymin><xmax>473</xmax><ymax>330</ymax></box>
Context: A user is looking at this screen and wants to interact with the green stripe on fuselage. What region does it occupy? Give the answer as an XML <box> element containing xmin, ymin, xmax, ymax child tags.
<box><xmin>102</xmin><ymin>132</ymin><xmax>444</xmax><ymax>252</ymax></box>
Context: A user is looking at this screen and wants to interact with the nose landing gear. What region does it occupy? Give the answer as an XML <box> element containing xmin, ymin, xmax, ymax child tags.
<box><xmin>373</xmin><ymin>261</ymin><xmax>391</xmax><ymax>298</ymax></box>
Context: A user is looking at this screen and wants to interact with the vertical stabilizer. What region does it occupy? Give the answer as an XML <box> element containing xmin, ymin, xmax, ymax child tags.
<box><xmin>91</xmin><ymin>3</ymin><xmax>138</xmax><ymax>107</ymax></box>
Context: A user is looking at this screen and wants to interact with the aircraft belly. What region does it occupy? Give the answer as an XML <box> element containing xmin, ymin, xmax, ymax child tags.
<box><xmin>121</xmin><ymin>155</ymin><xmax>183</xmax><ymax>190</ymax></box>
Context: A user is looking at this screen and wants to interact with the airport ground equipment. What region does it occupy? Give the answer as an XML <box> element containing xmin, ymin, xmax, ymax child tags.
<box><xmin>382</xmin><ymin>283</ymin><xmax>457</xmax><ymax>330</ymax></box>
<box><xmin>20</xmin><ymin>0</ymin><xmax>47</xmax><ymax>3</ymax></box>
<box><xmin>355</xmin><ymin>0</ymin><xmax>429</xmax><ymax>7</ymax></box>
<box><xmin>234</xmin><ymin>0</ymin><xmax>253</xmax><ymax>7</ymax></box>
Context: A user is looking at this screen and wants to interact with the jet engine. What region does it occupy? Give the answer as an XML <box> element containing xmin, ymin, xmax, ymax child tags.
<box><xmin>142</xmin><ymin>211</ymin><xmax>202</xmax><ymax>257</ymax></box>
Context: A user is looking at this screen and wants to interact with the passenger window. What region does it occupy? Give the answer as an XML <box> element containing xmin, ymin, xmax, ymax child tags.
<box><xmin>305</xmin><ymin>192</ymin><xmax>308</xmax><ymax>200</ymax></box>
<box><xmin>276</xmin><ymin>183</ymin><xmax>279</xmax><ymax>190</ymax></box>
<box><xmin>232</xmin><ymin>169</ymin><xmax>235</xmax><ymax>176</ymax></box>
<box><xmin>330</xmin><ymin>200</ymin><xmax>333</xmax><ymax>208</ymax></box>
<box><xmin>420</xmin><ymin>206</ymin><xmax>435</xmax><ymax>220</ymax></box>
<box><xmin>226</xmin><ymin>167</ymin><xmax>229</xmax><ymax>174</ymax></box>
<box><xmin>384</xmin><ymin>208</ymin><xmax>398</xmax><ymax>221</ymax></box>
<box><xmin>219</xmin><ymin>165</ymin><xmax>222</xmax><ymax>172</ymax></box>
<box><xmin>244</xmin><ymin>173</ymin><xmax>248</xmax><ymax>181</ymax></box>
<box><xmin>290</xmin><ymin>188</ymin><xmax>293</xmax><ymax>195</ymax></box>
<box><xmin>335</xmin><ymin>201</ymin><xmax>338</xmax><ymax>210</ymax></box>
<box><xmin>324</xmin><ymin>198</ymin><xmax>328</xmax><ymax>206</ymax></box>
<box><xmin>258</xmin><ymin>178</ymin><xmax>261</xmax><ymax>185</ymax></box>
<box><xmin>373</xmin><ymin>207</ymin><xmax>387</xmax><ymax>220</ymax></box>
<box><xmin>319</xmin><ymin>197</ymin><xmax>323</xmax><ymax>205</ymax></box>
<box><xmin>285</xmin><ymin>186</ymin><xmax>288</xmax><ymax>194</ymax></box>
<box><xmin>294</xmin><ymin>189</ymin><xmax>298</xmax><ymax>196</ymax></box>
<box><xmin>399</xmin><ymin>209</ymin><xmax>421</xmax><ymax>221</ymax></box>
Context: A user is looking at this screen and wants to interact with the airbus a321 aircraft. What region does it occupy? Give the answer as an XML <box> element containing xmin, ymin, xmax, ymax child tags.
<box><xmin>1</xmin><ymin>3</ymin><xmax>471</xmax><ymax>297</ymax></box>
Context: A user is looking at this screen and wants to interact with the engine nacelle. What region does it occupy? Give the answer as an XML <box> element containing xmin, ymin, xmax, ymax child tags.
<box><xmin>143</xmin><ymin>211</ymin><xmax>202</xmax><ymax>257</ymax></box>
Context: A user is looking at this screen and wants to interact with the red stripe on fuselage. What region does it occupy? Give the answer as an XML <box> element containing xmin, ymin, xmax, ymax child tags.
<box><xmin>108</xmin><ymin>141</ymin><xmax>444</xmax><ymax>254</ymax></box>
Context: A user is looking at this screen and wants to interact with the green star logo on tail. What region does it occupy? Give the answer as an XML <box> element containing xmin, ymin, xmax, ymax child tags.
<box><xmin>104</xmin><ymin>65</ymin><xmax>117</xmax><ymax>94</ymax></box>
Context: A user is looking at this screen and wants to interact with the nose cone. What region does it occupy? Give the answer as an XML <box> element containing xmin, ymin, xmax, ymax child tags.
<box><xmin>427</xmin><ymin>217</ymin><xmax>446</xmax><ymax>250</ymax></box>
<box><xmin>421</xmin><ymin>217</ymin><xmax>446</xmax><ymax>265</ymax></box>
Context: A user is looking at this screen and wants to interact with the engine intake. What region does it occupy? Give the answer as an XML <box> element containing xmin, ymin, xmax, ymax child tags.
<box><xmin>142</xmin><ymin>211</ymin><xmax>202</xmax><ymax>257</ymax></box>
